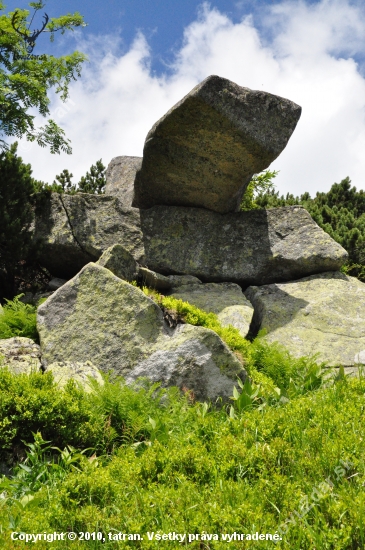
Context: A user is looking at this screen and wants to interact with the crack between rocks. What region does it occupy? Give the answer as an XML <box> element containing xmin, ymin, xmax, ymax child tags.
<box><xmin>307</xmin><ymin>327</ymin><xmax>363</xmax><ymax>339</ymax></box>
<box><xmin>59</xmin><ymin>194</ymin><xmax>94</xmax><ymax>259</ymax></box>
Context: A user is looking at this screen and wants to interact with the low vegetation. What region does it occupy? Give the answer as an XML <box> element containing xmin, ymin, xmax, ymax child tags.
<box><xmin>0</xmin><ymin>294</ymin><xmax>39</xmax><ymax>341</ymax></box>
<box><xmin>0</xmin><ymin>293</ymin><xmax>364</xmax><ymax>549</ymax></box>
<box><xmin>0</xmin><ymin>368</ymin><xmax>363</xmax><ymax>549</ymax></box>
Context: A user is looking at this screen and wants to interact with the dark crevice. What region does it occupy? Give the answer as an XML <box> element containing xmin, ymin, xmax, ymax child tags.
<box><xmin>59</xmin><ymin>194</ymin><xmax>94</xmax><ymax>260</ymax></box>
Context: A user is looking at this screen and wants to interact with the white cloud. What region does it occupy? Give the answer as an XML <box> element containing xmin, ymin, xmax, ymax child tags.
<box><xmin>13</xmin><ymin>0</ymin><xmax>365</xmax><ymax>197</ymax></box>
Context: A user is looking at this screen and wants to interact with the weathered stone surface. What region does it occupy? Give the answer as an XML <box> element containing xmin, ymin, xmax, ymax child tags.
<box><xmin>46</xmin><ymin>360</ymin><xmax>104</xmax><ymax>391</ymax></box>
<box><xmin>105</xmin><ymin>156</ymin><xmax>142</xmax><ymax>207</ymax></box>
<box><xmin>170</xmin><ymin>283</ymin><xmax>253</xmax><ymax>337</ymax></box>
<box><xmin>97</xmin><ymin>244</ymin><xmax>139</xmax><ymax>282</ymax></box>
<box><xmin>32</xmin><ymin>193</ymin><xmax>145</xmax><ymax>278</ymax></box>
<box><xmin>168</xmin><ymin>275</ymin><xmax>202</xmax><ymax>287</ymax></box>
<box><xmin>139</xmin><ymin>268</ymin><xmax>202</xmax><ymax>291</ymax></box>
<box><xmin>33</xmin><ymin>196</ymin><xmax>347</xmax><ymax>285</ymax></box>
<box><xmin>245</xmin><ymin>271</ymin><xmax>365</xmax><ymax>368</ymax></box>
<box><xmin>0</xmin><ymin>337</ymin><xmax>41</xmax><ymax>374</ymax></box>
<box><xmin>133</xmin><ymin>75</ymin><xmax>301</xmax><ymax>213</ymax></box>
<box><xmin>37</xmin><ymin>263</ymin><xmax>245</xmax><ymax>400</ymax></box>
<box><xmin>125</xmin><ymin>324</ymin><xmax>246</xmax><ymax>402</ymax></box>
<box><xmin>140</xmin><ymin>205</ymin><xmax>347</xmax><ymax>285</ymax></box>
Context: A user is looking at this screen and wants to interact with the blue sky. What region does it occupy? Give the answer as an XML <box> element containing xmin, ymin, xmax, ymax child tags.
<box><xmin>3</xmin><ymin>0</ymin><xmax>365</xmax><ymax>196</ymax></box>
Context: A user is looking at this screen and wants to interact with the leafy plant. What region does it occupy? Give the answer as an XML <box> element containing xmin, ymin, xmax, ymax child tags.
<box><xmin>240</xmin><ymin>169</ymin><xmax>279</xmax><ymax>210</ymax></box>
<box><xmin>0</xmin><ymin>294</ymin><xmax>38</xmax><ymax>340</ymax></box>
<box><xmin>0</xmin><ymin>1</ymin><xmax>87</xmax><ymax>153</ymax></box>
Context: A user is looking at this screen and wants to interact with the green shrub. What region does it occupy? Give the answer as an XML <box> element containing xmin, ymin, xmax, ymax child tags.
<box><xmin>0</xmin><ymin>376</ymin><xmax>364</xmax><ymax>549</ymax></box>
<box><xmin>0</xmin><ymin>369</ymin><xmax>99</xmax><ymax>463</ymax></box>
<box><xmin>0</xmin><ymin>294</ymin><xmax>38</xmax><ymax>341</ymax></box>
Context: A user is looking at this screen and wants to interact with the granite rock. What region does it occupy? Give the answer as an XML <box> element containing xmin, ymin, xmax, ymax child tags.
<box><xmin>245</xmin><ymin>271</ymin><xmax>365</xmax><ymax>369</ymax></box>
<box><xmin>133</xmin><ymin>75</ymin><xmax>301</xmax><ymax>213</ymax></box>
<box><xmin>37</xmin><ymin>263</ymin><xmax>246</xmax><ymax>401</ymax></box>
<box><xmin>105</xmin><ymin>156</ymin><xmax>142</xmax><ymax>207</ymax></box>
<box><xmin>170</xmin><ymin>282</ymin><xmax>254</xmax><ymax>337</ymax></box>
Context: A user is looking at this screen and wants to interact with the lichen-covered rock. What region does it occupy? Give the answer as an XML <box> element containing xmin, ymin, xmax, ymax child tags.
<box><xmin>133</xmin><ymin>75</ymin><xmax>301</xmax><ymax>213</ymax></box>
<box><xmin>0</xmin><ymin>337</ymin><xmax>41</xmax><ymax>374</ymax></box>
<box><xmin>32</xmin><ymin>193</ymin><xmax>145</xmax><ymax>278</ymax></box>
<box><xmin>245</xmin><ymin>271</ymin><xmax>365</xmax><ymax>368</ymax></box>
<box><xmin>170</xmin><ymin>283</ymin><xmax>253</xmax><ymax>337</ymax></box>
<box><xmin>141</xmin><ymin>205</ymin><xmax>347</xmax><ymax>285</ymax></box>
<box><xmin>97</xmin><ymin>244</ymin><xmax>139</xmax><ymax>282</ymax></box>
<box><xmin>33</xmin><ymin>195</ymin><xmax>347</xmax><ymax>285</ymax></box>
<box><xmin>138</xmin><ymin>268</ymin><xmax>202</xmax><ymax>291</ymax></box>
<box><xmin>46</xmin><ymin>361</ymin><xmax>104</xmax><ymax>391</ymax></box>
<box><xmin>126</xmin><ymin>324</ymin><xmax>245</xmax><ymax>402</ymax></box>
<box><xmin>37</xmin><ymin>263</ymin><xmax>245</xmax><ymax>400</ymax></box>
<box><xmin>105</xmin><ymin>156</ymin><xmax>142</xmax><ymax>207</ymax></box>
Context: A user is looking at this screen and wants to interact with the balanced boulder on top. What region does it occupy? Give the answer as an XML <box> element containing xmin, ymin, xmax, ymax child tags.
<box><xmin>132</xmin><ymin>75</ymin><xmax>301</xmax><ymax>213</ymax></box>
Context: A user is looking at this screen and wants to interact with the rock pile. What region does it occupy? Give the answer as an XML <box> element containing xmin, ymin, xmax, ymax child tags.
<box><xmin>3</xmin><ymin>74</ymin><xmax>362</xmax><ymax>399</ymax></box>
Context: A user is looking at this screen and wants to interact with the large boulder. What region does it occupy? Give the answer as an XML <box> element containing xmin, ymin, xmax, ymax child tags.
<box><xmin>105</xmin><ymin>156</ymin><xmax>142</xmax><ymax>207</ymax></box>
<box><xmin>132</xmin><ymin>75</ymin><xmax>301</xmax><ymax>213</ymax></box>
<box><xmin>245</xmin><ymin>271</ymin><xmax>365</xmax><ymax>369</ymax></box>
<box><xmin>140</xmin><ymin>205</ymin><xmax>347</xmax><ymax>285</ymax></box>
<box><xmin>0</xmin><ymin>337</ymin><xmax>41</xmax><ymax>374</ymax></box>
<box><xmin>37</xmin><ymin>263</ymin><xmax>246</xmax><ymax>401</ymax></box>
<box><xmin>33</xmin><ymin>195</ymin><xmax>347</xmax><ymax>285</ymax></box>
<box><xmin>32</xmin><ymin>193</ymin><xmax>145</xmax><ymax>278</ymax></box>
<box><xmin>170</xmin><ymin>283</ymin><xmax>254</xmax><ymax>338</ymax></box>
<box><xmin>125</xmin><ymin>324</ymin><xmax>244</xmax><ymax>402</ymax></box>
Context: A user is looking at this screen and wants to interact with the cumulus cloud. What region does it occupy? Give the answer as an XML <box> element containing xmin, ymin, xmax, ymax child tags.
<box><xmin>13</xmin><ymin>0</ymin><xmax>365</xmax><ymax>197</ymax></box>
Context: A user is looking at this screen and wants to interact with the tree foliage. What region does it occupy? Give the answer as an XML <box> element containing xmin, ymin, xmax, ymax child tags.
<box><xmin>240</xmin><ymin>169</ymin><xmax>279</xmax><ymax>210</ymax></box>
<box><xmin>44</xmin><ymin>160</ymin><xmax>106</xmax><ymax>194</ymax></box>
<box><xmin>0</xmin><ymin>1</ymin><xmax>87</xmax><ymax>153</ymax></box>
<box><xmin>0</xmin><ymin>142</ymin><xmax>41</xmax><ymax>298</ymax></box>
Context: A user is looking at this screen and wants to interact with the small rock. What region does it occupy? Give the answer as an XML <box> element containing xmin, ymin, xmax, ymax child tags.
<box><xmin>170</xmin><ymin>282</ymin><xmax>253</xmax><ymax>337</ymax></box>
<box><xmin>45</xmin><ymin>361</ymin><xmax>104</xmax><ymax>391</ymax></box>
<box><xmin>0</xmin><ymin>337</ymin><xmax>41</xmax><ymax>375</ymax></box>
<box><xmin>97</xmin><ymin>244</ymin><xmax>139</xmax><ymax>282</ymax></box>
<box><xmin>138</xmin><ymin>268</ymin><xmax>202</xmax><ymax>291</ymax></box>
<box><xmin>48</xmin><ymin>277</ymin><xmax>67</xmax><ymax>291</ymax></box>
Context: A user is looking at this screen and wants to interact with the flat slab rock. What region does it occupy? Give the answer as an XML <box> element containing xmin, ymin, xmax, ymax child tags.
<box><xmin>32</xmin><ymin>194</ymin><xmax>347</xmax><ymax>286</ymax></box>
<box><xmin>245</xmin><ymin>271</ymin><xmax>365</xmax><ymax>369</ymax></box>
<box><xmin>141</xmin><ymin>205</ymin><xmax>347</xmax><ymax>285</ymax></box>
<box><xmin>133</xmin><ymin>75</ymin><xmax>301</xmax><ymax>213</ymax></box>
<box><xmin>170</xmin><ymin>283</ymin><xmax>253</xmax><ymax>338</ymax></box>
<box><xmin>37</xmin><ymin>263</ymin><xmax>246</xmax><ymax>402</ymax></box>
